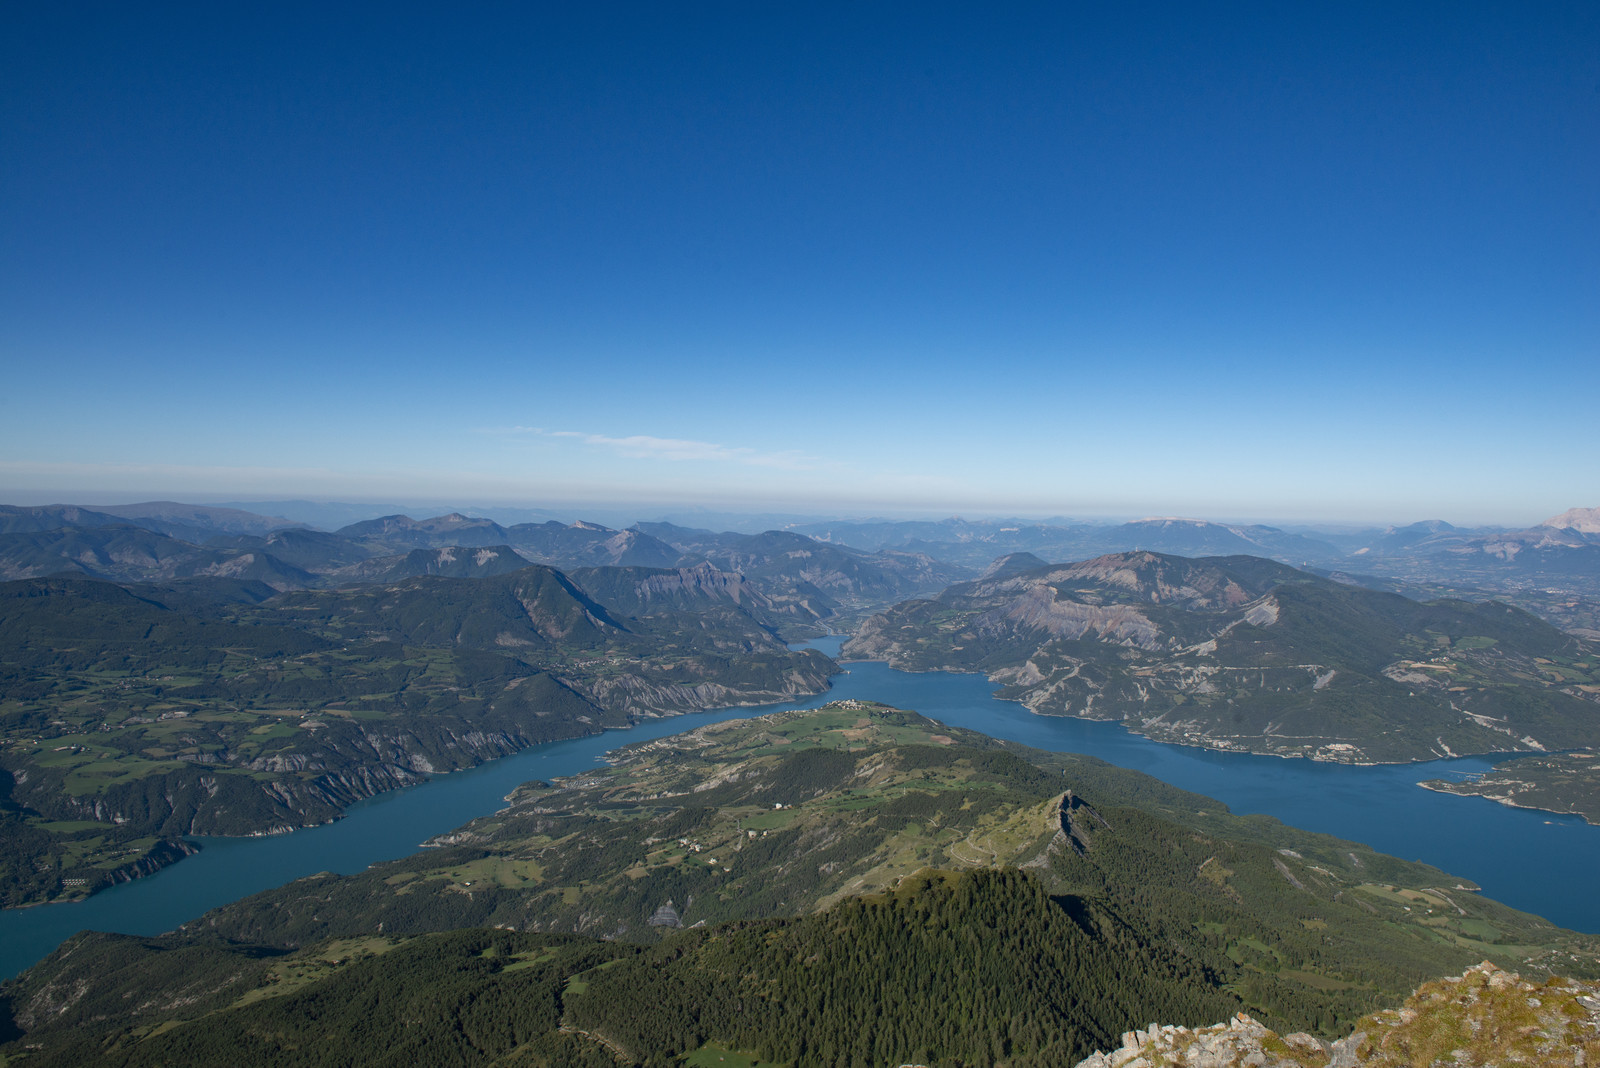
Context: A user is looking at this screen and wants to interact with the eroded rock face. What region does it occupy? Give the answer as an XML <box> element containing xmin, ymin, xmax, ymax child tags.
<box><xmin>1072</xmin><ymin>962</ymin><xmax>1600</xmax><ymax>1068</ymax></box>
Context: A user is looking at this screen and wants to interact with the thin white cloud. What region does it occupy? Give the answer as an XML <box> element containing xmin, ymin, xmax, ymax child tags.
<box><xmin>498</xmin><ymin>427</ymin><xmax>823</xmax><ymax>471</ymax></box>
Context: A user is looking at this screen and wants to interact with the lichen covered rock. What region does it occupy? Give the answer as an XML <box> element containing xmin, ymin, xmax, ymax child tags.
<box><xmin>1073</xmin><ymin>961</ymin><xmax>1600</xmax><ymax>1068</ymax></box>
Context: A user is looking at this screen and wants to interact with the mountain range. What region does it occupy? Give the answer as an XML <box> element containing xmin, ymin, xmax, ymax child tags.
<box><xmin>796</xmin><ymin>509</ymin><xmax>1600</xmax><ymax>635</ymax></box>
<box><xmin>0</xmin><ymin>557</ymin><xmax>835</xmax><ymax>908</ymax></box>
<box><xmin>844</xmin><ymin>551</ymin><xmax>1600</xmax><ymax>763</ymax></box>
<box><xmin>5</xmin><ymin>498</ymin><xmax>1600</xmax><ymax>905</ymax></box>
<box><xmin>0</xmin><ymin>505</ymin><xmax>972</xmax><ymax>631</ymax></box>
<box><xmin>8</xmin><ymin>499</ymin><xmax>1599</xmax><ymax>630</ymax></box>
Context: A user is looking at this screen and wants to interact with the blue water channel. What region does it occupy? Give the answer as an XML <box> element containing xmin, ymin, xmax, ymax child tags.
<box><xmin>4</xmin><ymin>636</ymin><xmax>1597</xmax><ymax>980</ymax></box>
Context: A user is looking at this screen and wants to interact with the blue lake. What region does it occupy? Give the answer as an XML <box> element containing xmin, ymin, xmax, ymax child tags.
<box><xmin>4</xmin><ymin>636</ymin><xmax>1597</xmax><ymax>980</ymax></box>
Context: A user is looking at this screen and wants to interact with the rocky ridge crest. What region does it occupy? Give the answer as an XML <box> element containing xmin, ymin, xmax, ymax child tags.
<box><xmin>1545</xmin><ymin>505</ymin><xmax>1600</xmax><ymax>536</ymax></box>
<box><xmin>1073</xmin><ymin>962</ymin><xmax>1600</xmax><ymax>1067</ymax></box>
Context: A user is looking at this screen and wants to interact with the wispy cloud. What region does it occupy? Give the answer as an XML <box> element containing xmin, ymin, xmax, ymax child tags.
<box><xmin>497</xmin><ymin>427</ymin><xmax>823</xmax><ymax>471</ymax></box>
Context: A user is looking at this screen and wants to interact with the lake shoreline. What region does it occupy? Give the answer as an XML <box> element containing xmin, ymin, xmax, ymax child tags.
<box><xmin>3</xmin><ymin>676</ymin><xmax>841</xmax><ymax>913</ymax></box>
<box><xmin>5</xmin><ymin>642</ymin><xmax>1597</xmax><ymax>981</ymax></box>
<box><xmin>839</xmin><ymin>654</ymin><xmax>1574</xmax><ymax>794</ymax></box>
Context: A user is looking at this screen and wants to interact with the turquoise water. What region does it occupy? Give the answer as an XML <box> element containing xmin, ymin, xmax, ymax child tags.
<box><xmin>3</xmin><ymin>639</ymin><xmax>1596</xmax><ymax>979</ymax></box>
<box><xmin>825</xmin><ymin>654</ymin><xmax>1599</xmax><ymax>934</ymax></box>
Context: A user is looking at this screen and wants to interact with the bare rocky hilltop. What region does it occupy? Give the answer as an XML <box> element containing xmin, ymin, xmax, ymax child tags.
<box><xmin>1547</xmin><ymin>505</ymin><xmax>1600</xmax><ymax>535</ymax></box>
<box><xmin>1074</xmin><ymin>961</ymin><xmax>1600</xmax><ymax>1067</ymax></box>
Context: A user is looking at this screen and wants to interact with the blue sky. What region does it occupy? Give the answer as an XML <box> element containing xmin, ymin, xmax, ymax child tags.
<box><xmin>3</xmin><ymin>2</ymin><xmax>1595</xmax><ymax>525</ymax></box>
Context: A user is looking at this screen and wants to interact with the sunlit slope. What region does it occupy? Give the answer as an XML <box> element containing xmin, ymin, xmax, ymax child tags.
<box><xmin>845</xmin><ymin>551</ymin><xmax>1600</xmax><ymax>762</ymax></box>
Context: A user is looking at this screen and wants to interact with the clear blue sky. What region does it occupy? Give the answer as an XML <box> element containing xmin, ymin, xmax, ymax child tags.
<box><xmin>3</xmin><ymin>2</ymin><xmax>1595</xmax><ymax>525</ymax></box>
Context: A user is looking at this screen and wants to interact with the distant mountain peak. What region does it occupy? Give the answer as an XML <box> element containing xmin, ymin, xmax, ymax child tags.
<box><xmin>1543</xmin><ymin>505</ymin><xmax>1600</xmax><ymax>534</ymax></box>
<box><xmin>979</xmin><ymin>551</ymin><xmax>1048</xmax><ymax>580</ymax></box>
<box><xmin>1132</xmin><ymin>516</ymin><xmax>1213</xmax><ymax>526</ymax></box>
<box><xmin>1381</xmin><ymin>519</ymin><xmax>1455</xmax><ymax>535</ymax></box>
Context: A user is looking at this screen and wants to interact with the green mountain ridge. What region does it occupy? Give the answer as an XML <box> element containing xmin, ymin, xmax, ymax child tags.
<box><xmin>0</xmin><ymin>564</ymin><xmax>833</xmax><ymax>908</ymax></box>
<box><xmin>844</xmin><ymin>551</ymin><xmax>1600</xmax><ymax>763</ymax></box>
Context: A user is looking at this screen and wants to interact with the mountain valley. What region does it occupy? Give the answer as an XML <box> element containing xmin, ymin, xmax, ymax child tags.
<box><xmin>4</xmin><ymin>704</ymin><xmax>1596</xmax><ymax>1067</ymax></box>
<box><xmin>5</xmin><ymin>501</ymin><xmax>1600</xmax><ymax>1066</ymax></box>
<box><xmin>0</xmin><ymin>562</ymin><xmax>831</xmax><ymax>907</ymax></box>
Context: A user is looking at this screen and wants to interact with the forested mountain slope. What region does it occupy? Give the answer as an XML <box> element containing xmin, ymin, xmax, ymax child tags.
<box><xmin>845</xmin><ymin>551</ymin><xmax>1600</xmax><ymax>763</ymax></box>
<box><xmin>0</xmin><ymin>565</ymin><xmax>832</xmax><ymax>907</ymax></box>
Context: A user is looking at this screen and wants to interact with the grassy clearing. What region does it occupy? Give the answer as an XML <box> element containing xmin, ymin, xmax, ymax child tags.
<box><xmin>564</xmin><ymin>957</ymin><xmax>628</xmax><ymax>998</ymax></box>
<box><xmin>426</xmin><ymin>856</ymin><xmax>544</xmax><ymax>889</ymax></box>
<box><xmin>1456</xmin><ymin>917</ymin><xmax>1504</xmax><ymax>941</ymax></box>
<box><xmin>680</xmin><ymin>1046</ymin><xmax>774</xmax><ymax>1067</ymax></box>
<box><xmin>813</xmin><ymin>794</ymin><xmax>1055</xmax><ymax>910</ymax></box>
<box><xmin>1237</xmin><ymin>936</ymin><xmax>1281</xmax><ymax>961</ymax></box>
<box><xmin>1356</xmin><ymin>884</ymin><xmax>1449</xmax><ymax>910</ymax></box>
<box><xmin>36</xmin><ymin>819</ymin><xmax>111</xmax><ymax>833</ymax></box>
<box><xmin>502</xmin><ymin>947</ymin><xmax>563</xmax><ymax>972</ymax></box>
<box><xmin>1346</xmin><ymin>884</ymin><xmax>1553</xmax><ymax>960</ymax></box>
<box><xmin>1279</xmin><ymin>968</ymin><xmax>1361</xmax><ymax>991</ymax></box>
<box><xmin>1452</xmin><ymin>636</ymin><xmax>1499</xmax><ymax>651</ymax></box>
<box><xmin>230</xmin><ymin>936</ymin><xmax>402</xmax><ymax>1008</ymax></box>
<box><xmin>87</xmin><ymin>837</ymin><xmax>161</xmax><ymax>869</ymax></box>
<box><xmin>739</xmin><ymin>809</ymin><xmax>798</xmax><ymax>831</ymax></box>
<box><xmin>246</xmin><ymin>722</ymin><xmax>298</xmax><ymax>739</ymax></box>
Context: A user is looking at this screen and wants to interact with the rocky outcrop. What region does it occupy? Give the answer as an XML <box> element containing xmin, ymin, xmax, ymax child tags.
<box><xmin>980</xmin><ymin>551</ymin><xmax>1049</xmax><ymax>580</ymax></box>
<box><xmin>973</xmin><ymin>585</ymin><xmax>1161</xmax><ymax>648</ymax></box>
<box><xmin>1072</xmin><ymin>1012</ymin><xmax>1344</xmax><ymax>1068</ymax></box>
<box><xmin>1544</xmin><ymin>505</ymin><xmax>1600</xmax><ymax>536</ymax></box>
<box><xmin>1023</xmin><ymin>790</ymin><xmax>1112</xmax><ymax>870</ymax></box>
<box><xmin>1073</xmin><ymin>962</ymin><xmax>1600</xmax><ymax>1068</ymax></box>
<box><xmin>1058</xmin><ymin>789</ymin><xmax>1109</xmax><ymax>855</ymax></box>
<box><xmin>633</xmin><ymin>562</ymin><xmax>753</xmax><ymax>603</ymax></box>
<box><xmin>647</xmin><ymin>900</ymin><xmax>683</xmax><ymax>928</ymax></box>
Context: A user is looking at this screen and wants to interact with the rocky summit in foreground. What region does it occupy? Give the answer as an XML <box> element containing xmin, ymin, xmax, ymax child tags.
<box><xmin>1074</xmin><ymin>962</ymin><xmax>1600</xmax><ymax>1067</ymax></box>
